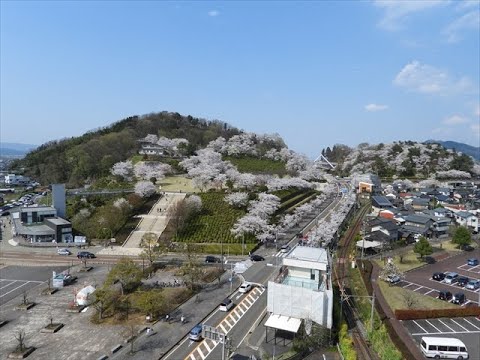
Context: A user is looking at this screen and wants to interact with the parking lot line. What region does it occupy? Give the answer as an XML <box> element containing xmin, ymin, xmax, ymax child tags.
<box><xmin>463</xmin><ymin>318</ymin><xmax>480</xmax><ymax>330</ymax></box>
<box><xmin>424</xmin><ymin>289</ymin><xmax>435</xmax><ymax>295</ymax></box>
<box><xmin>0</xmin><ymin>280</ymin><xmax>16</xmax><ymax>290</ymax></box>
<box><xmin>438</xmin><ymin>319</ymin><xmax>455</xmax><ymax>332</ymax></box>
<box><xmin>414</xmin><ymin>286</ymin><xmax>424</xmax><ymax>291</ymax></box>
<box><xmin>413</xmin><ymin>320</ymin><xmax>428</xmax><ymax>333</ymax></box>
<box><xmin>450</xmin><ymin>319</ymin><xmax>468</xmax><ymax>331</ymax></box>
<box><xmin>403</xmin><ymin>283</ymin><xmax>414</xmax><ymax>288</ymax></box>
<box><xmin>0</xmin><ymin>282</ymin><xmax>30</xmax><ymax>298</ymax></box>
<box><xmin>411</xmin><ymin>330</ymin><xmax>480</xmax><ymax>336</ymax></box>
<box><xmin>425</xmin><ymin>320</ymin><xmax>442</xmax><ymax>333</ymax></box>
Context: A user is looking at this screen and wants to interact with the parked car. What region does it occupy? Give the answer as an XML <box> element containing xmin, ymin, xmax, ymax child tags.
<box><xmin>465</xmin><ymin>279</ymin><xmax>480</xmax><ymax>290</ymax></box>
<box><xmin>438</xmin><ymin>290</ymin><xmax>452</xmax><ymax>301</ymax></box>
<box><xmin>461</xmin><ymin>244</ymin><xmax>474</xmax><ymax>252</ymax></box>
<box><xmin>467</xmin><ymin>258</ymin><xmax>479</xmax><ymax>266</ymax></box>
<box><xmin>57</xmin><ymin>248</ymin><xmax>72</xmax><ymax>256</ymax></box>
<box><xmin>452</xmin><ymin>292</ymin><xmax>466</xmax><ymax>305</ymax></box>
<box><xmin>444</xmin><ymin>272</ymin><xmax>459</xmax><ymax>284</ymax></box>
<box><xmin>219</xmin><ymin>298</ymin><xmax>234</xmax><ymax>312</ymax></box>
<box><xmin>424</xmin><ymin>256</ymin><xmax>436</xmax><ymax>264</ymax></box>
<box><xmin>239</xmin><ymin>282</ymin><xmax>252</xmax><ymax>293</ymax></box>
<box><xmin>457</xmin><ymin>276</ymin><xmax>469</xmax><ymax>287</ymax></box>
<box><xmin>205</xmin><ymin>256</ymin><xmax>220</xmax><ymax>263</ymax></box>
<box><xmin>432</xmin><ymin>272</ymin><xmax>446</xmax><ymax>281</ymax></box>
<box><xmin>189</xmin><ymin>324</ymin><xmax>203</xmax><ymax>341</ymax></box>
<box><xmin>386</xmin><ymin>274</ymin><xmax>401</xmax><ymax>284</ymax></box>
<box><xmin>250</xmin><ymin>254</ymin><xmax>265</xmax><ymax>262</ymax></box>
<box><xmin>77</xmin><ymin>251</ymin><xmax>95</xmax><ymax>259</ymax></box>
<box><xmin>280</xmin><ymin>245</ymin><xmax>290</xmax><ymax>253</ymax></box>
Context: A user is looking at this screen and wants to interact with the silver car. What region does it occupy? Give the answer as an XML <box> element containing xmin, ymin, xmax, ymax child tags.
<box><xmin>466</xmin><ymin>279</ymin><xmax>480</xmax><ymax>290</ymax></box>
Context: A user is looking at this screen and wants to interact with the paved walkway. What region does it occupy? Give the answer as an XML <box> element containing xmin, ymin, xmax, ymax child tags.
<box><xmin>99</xmin><ymin>192</ymin><xmax>186</xmax><ymax>256</ymax></box>
<box><xmin>371</xmin><ymin>263</ymin><xmax>425</xmax><ymax>360</ymax></box>
<box><xmin>111</xmin><ymin>271</ymin><xmax>242</xmax><ymax>360</ymax></box>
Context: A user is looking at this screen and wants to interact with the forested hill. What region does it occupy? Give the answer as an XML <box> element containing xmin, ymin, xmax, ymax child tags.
<box><xmin>324</xmin><ymin>141</ymin><xmax>477</xmax><ymax>178</ymax></box>
<box><xmin>11</xmin><ymin>112</ymin><xmax>241</xmax><ymax>186</ymax></box>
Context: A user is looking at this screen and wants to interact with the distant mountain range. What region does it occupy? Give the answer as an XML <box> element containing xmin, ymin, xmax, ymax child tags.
<box><xmin>0</xmin><ymin>142</ymin><xmax>38</xmax><ymax>156</ymax></box>
<box><xmin>427</xmin><ymin>140</ymin><xmax>480</xmax><ymax>161</ymax></box>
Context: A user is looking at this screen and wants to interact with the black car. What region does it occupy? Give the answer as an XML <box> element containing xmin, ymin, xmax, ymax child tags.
<box><xmin>452</xmin><ymin>292</ymin><xmax>466</xmax><ymax>304</ymax></box>
<box><xmin>250</xmin><ymin>254</ymin><xmax>265</xmax><ymax>262</ymax></box>
<box><xmin>438</xmin><ymin>290</ymin><xmax>452</xmax><ymax>301</ymax></box>
<box><xmin>432</xmin><ymin>272</ymin><xmax>445</xmax><ymax>281</ymax></box>
<box><xmin>457</xmin><ymin>276</ymin><xmax>469</xmax><ymax>287</ymax></box>
<box><xmin>461</xmin><ymin>244</ymin><xmax>474</xmax><ymax>252</ymax></box>
<box><xmin>205</xmin><ymin>256</ymin><xmax>220</xmax><ymax>263</ymax></box>
<box><xmin>424</xmin><ymin>256</ymin><xmax>436</xmax><ymax>264</ymax></box>
<box><xmin>77</xmin><ymin>251</ymin><xmax>95</xmax><ymax>259</ymax></box>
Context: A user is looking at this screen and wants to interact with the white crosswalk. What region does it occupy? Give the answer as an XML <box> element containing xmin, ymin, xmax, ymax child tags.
<box><xmin>186</xmin><ymin>286</ymin><xmax>265</xmax><ymax>360</ymax></box>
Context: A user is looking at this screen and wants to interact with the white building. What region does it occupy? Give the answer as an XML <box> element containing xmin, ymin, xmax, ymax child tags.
<box><xmin>266</xmin><ymin>245</ymin><xmax>333</xmax><ymax>336</ymax></box>
<box><xmin>4</xmin><ymin>174</ymin><xmax>30</xmax><ymax>186</ymax></box>
<box><xmin>454</xmin><ymin>211</ymin><xmax>479</xmax><ymax>233</ymax></box>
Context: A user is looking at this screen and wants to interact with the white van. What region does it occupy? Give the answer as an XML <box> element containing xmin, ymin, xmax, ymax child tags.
<box><xmin>420</xmin><ymin>337</ymin><xmax>468</xmax><ymax>359</ymax></box>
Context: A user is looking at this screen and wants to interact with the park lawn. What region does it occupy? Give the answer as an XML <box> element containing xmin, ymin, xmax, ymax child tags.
<box><xmin>375</xmin><ymin>239</ymin><xmax>463</xmax><ymax>272</ymax></box>
<box><xmin>378</xmin><ymin>281</ymin><xmax>458</xmax><ymax>311</ymax></box>
<box><xmin>159</xmin><ymin>176</ymin><xmax>200</xmax><ymax>193</ymax></box>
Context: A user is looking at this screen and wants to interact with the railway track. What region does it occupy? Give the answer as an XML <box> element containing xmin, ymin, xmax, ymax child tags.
<box><xmin>334</xmin><ymin>203</ymin><xmax>379</xmax><ymax>360</ymax></box>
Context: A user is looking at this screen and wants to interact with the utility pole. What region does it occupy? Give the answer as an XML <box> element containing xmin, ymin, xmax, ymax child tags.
<box><xmin>370</xmin><ymin>290</ymin><xmax>375</xmax><ymax>333</ymax></box>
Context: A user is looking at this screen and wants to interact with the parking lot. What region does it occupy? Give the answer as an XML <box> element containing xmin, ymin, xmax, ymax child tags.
<box><xmin>403</xmin><ymin>317</ymin><xmax>480</xmax><ymax>360</ymax></box>
<box><xmin>400</xmin><ymin>249</ymin><xmax>480</xmax><ymax>306</ymax></box>
<box><xmin>0</xmin><ymin>265</ymin><xmax>66</xmax><ymax>307</ymax></box>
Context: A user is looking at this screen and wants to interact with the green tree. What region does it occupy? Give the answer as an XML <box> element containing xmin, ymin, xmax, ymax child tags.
<box><xmin>139</xmin><ymin>232</ymin><xmax>167</xmax><ymax>270</ymax></box>
<box><xmin>107</xmin><ymin>258</ymin><xmax>142</xmax><ymax>295</ymax></box>
<box><xmin>134</xmin><ymin>290</ymin><xmax>165</xmax><ymax>320</ymax></box>
<box><xmin>293</xmin><ymin>322</ymin><xmax>330</xmax><ymax>353</ymax></box>
<box><xmin>452</xmin><ymin>226</ymin><xmax>471</xmax><ymax>247</ymax></box>
<box><xmin>413</xmin><ymin>237</ymin><xmax>433</xmax><ymax>259</ymax></box>
<box><xmin>92</xmin><ymin>286</ymin><xmax>117</xmax><ymax>319</ymax></box>
<box><xmin>181</xmin><ymin>243</ymin><xmax>204</xmax><ymax>290</ymax></box>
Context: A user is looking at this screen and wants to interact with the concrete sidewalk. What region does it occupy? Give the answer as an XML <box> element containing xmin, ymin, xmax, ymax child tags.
<box><xmin>111</xmin><ymin>271</ymin><xmax>242</xmax><ymax>360</ymax></box>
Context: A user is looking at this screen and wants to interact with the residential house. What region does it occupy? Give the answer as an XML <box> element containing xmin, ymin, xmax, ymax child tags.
<box><xmin>372</xmin><ymin>196</ymin><xmax>394</xmax><ymax>211</ymax></box>
<box><xmin>267</xmin><ymin>245</ymin><xmax>333</xmax><ymax>334</ymax></box>
<box><xmin>400</xmin><ymin>214</ymin><xmax>434</xmax><ymax>240</ymax></box>
<box><xmin>411</xmin><ymin>198</ymin><xmax>430</xmax><ymax>211</ymax></box>
<box><xmin>454</xmin><ymin>211</ymin><xmax>479</xmax><ymax>233</ymax></box>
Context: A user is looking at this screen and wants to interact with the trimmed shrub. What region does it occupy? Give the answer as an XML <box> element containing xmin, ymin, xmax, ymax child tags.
<box><xmin>395</xmin><ymin>307</ymin><xmax>480</xmax><ymax>320</ymax></box>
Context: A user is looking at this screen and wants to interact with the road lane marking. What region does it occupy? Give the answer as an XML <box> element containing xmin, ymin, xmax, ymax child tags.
<box><xmin>412</xmin><ymin>321</ymin><xmax>427</xmax><ymax>333</ymax></box>
<box><xmin>0</xmin><ymin>281</ymin><xmax>31</xmax><ymax>298</ymax></box>
<box><xmin>413</xmin><ymin>286</ymin><xmax>423</xmax><ymax>291</ymax></box>
<box><xmin>0</xmin><ymin>280</ymin><xmax>16</xmax><ymax>290</ymax></box>
<box><xmin>424</xmin><ymin>289</ymin><xmax>435</xmax><ymax>295</ymax></box>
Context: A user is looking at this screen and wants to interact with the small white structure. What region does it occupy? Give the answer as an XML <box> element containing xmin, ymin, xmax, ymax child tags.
<box><xmin>76</xmin><ymin>285</ymin><xmax>96</xmax><ymax>306</ymax></box>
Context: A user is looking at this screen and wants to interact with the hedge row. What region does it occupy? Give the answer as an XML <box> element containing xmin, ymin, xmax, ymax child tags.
<box><xmin>395</xmin><ymin>307</ymin><xmax>480</xmax><ymax>320</ymax></box>
<box><xmin>338</xmin><ymin>323</ymin><xmax>356</xmax><ymax>360</ymax></box>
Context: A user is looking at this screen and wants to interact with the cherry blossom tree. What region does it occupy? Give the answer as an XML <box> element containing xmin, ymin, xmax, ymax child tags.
<box><xmin>134</xmin><ymin>181</ymin><xmax>157</xmax><ymax>198</ymax></box>
<box><xmin>134</xmin><ymin>162</ymin><xmax>172</xmax><ymax>181</ymax></box>
<box><xmin>111</xmin><ymin>160</ymin><xmax>134</xmax><ymax>181</ymax></box>
<box><xmin>248</xmin><ymin>193</ymin><xmax>280</xmax><ymax>219</ymax></box>
<box><xmin>141</xmin><ymin>134</ymin><xmax>159</xmax><ymax>144</ymax></box>
<box><xmin>185</xmin><ymin>195</ymin><xmax>202</xmax><ymax>213</ymax></box>
<box><xmin>436</xmin><ymin>170</ymin><xmax>471</xmax><ymax>179</ymax></box>
<box><xmin>225</xmin><ymin>192</ymin><xmax>249</xmax><ymax>208</ymax></box>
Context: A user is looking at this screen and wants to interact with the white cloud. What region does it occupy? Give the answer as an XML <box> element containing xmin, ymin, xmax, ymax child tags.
<box><xmin>373</xmin><ymin>0</ymin><xmax>446</xmax><ymax>31</ymax></box>
<box><xmin>431</xmin><ymin>127</ymin><xmax>452</xmax><ymax>136</ymax></box>
<box><xmin>456</xmin><ymin>0</ymin><xmax>480</xmax><ymax>11</ymax></box>
<box><xmin>393</xmin><ymin>60</ymin><xmax>473</xmax><ymax>95</ymax></box>
<box><xmin>208</xmin><ymin>10</ymin><xmax>220</xmax><ymax>17</ymax></box>
<box><xmin>443</xmin><ymin>115</ymin><xmax>469</xmax><ymax>125</ymax></box>
<box><xmin>364</xmin><ymin>103</ymin><xmax>389</xmax><ymax>112</ymax></box>
<box><xmin>443</xmin><ymin>10</ymin><xmax>480</xmax><ymax>42</ymax></box>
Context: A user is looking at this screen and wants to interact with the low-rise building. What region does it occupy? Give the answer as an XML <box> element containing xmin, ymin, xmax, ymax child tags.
<box><xmin>266</xmin><ymin>245</ymin><xmax>333</xmax><ymax>335</ymax></box>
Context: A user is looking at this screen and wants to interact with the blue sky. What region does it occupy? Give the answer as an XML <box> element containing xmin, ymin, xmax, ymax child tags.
<box><xmin>1</xmin><ymin>0</ymin><xmax>479</xmax><ymax>158</ymax></box>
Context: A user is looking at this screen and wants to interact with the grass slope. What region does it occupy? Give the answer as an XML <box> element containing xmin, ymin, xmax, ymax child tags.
<box><xmin>224</xmin><ymin>156</ymin><xmax>286</xmax><ymax>174</ymax></box>
<box><xmin>175</xmin><ymin>192</ymin><xmax>247</xmax><ymax>244</ymax></box>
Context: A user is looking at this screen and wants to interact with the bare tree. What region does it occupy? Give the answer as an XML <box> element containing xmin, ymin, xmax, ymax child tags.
<box><xmin>14</xmin><ymin>329</ymin><xmax>27</xmax><ymax>353</ymax></box>
<box><xmin>181</xmin><ymin>243</ymin><xmax>204</xmax><ymax>290</ymax></box>
<box><xmin>402</xmin><ymin>291</ymin><xmax>418</xmax><ymax>309</ymax></box>
<box><xmin>123</xmin><ymin>324</ymin><xmax>139</xmax><ymax>355</ymax></box>
<box><xmin>139</xmin><ymin>232</ymin><xmax>166</xmax><ymax>271</ymax></box>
